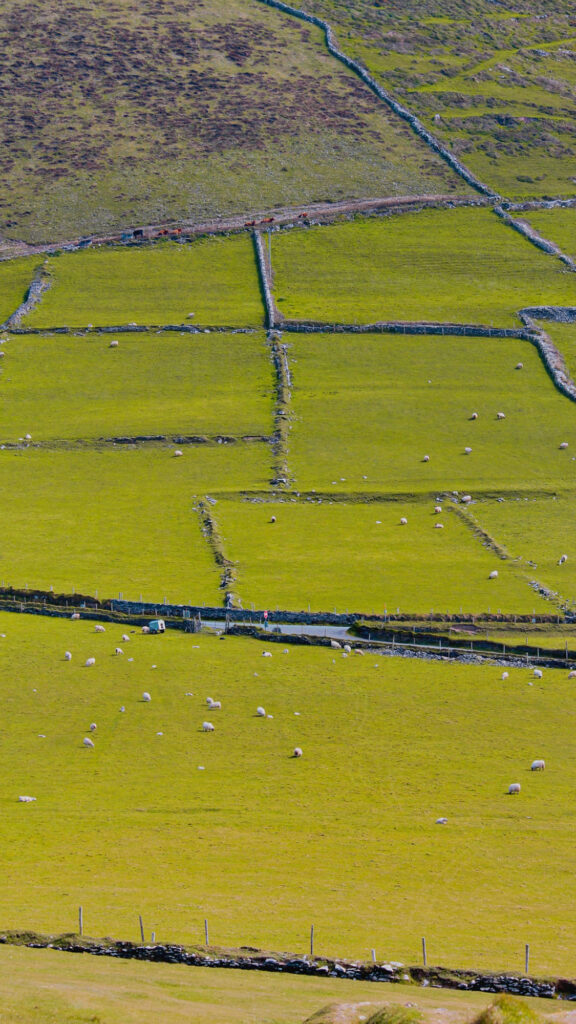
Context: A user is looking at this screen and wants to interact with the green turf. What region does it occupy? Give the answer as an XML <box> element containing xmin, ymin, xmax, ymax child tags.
<box><xmin>0</xmin><ymin>615</ymin><xmax>576</xmax><ymax>973</ymax></box>
<box><xmin>0</xmin><ymin>332</ymin><xmax>273</xmax><ymax>441</ymax></box>
<box><xmin>0</xmin><ymin>947</ymin><xmax>546</xmax><ymax>1024</ymax></box>
<box><xmin>216</xmin><ymin>499</ymin><xmax>549</xmax><ymax>614</ymax></box>
<box><xmin>523</xmin><ymin>209</ymin><xmax>576</xmax><ymax>261</ymax></box>
<box><xmin>284</xmin><ymin>334</ymin><xmax>576</xmax><ymax>493</ymax></box>
<box><xmin>272</xmin><ymin>210</ymin><xmax>576</xmax><ymax>326</ymax></box>
<box><xmin>539</xmin><ymin>321</ymin><xmax>576</xmax><ymax>386</ymax></box>
<box><xmin>23</xmin><ymin>238</ymin><xmax>263</xmax><ymax>328</ymax></box>
<box><xmin>0</xmin><ymin>0</ymin><xmax>468</xmax><ymax>245</ymax></box>
<box><xmin>0</xmin><ymin>446</ymin><xmax>270</xmax><ymax>602</ymax></box>
<box><xmin>0</xmin><ymin>257</ymin><xmax>41</xmax><ymax>324</ymax></box>
<box><xmin>468</xmin><ymin>495</ymin><xmax>576</xmax><ymax>610</ymax></box>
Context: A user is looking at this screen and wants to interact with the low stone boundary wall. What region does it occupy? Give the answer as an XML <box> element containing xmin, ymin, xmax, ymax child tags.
<box><xmin>279</xmin><ymin>320</ymin><xmax>530</xmax><ymax>339</ymax></box>
<box><xmin>253</xmin><ymin>231</ymin><xmax>276</xmax><ymax>329</ymax></box>
<box><xmin>1</xmin><ymin>265</ymin><xmax>51</xmax><ymax>329</ymax></box>
<box><xmin>494</xmin><ymin>206</ymin><xmax>576</xmax><ymax>270</ymax></box>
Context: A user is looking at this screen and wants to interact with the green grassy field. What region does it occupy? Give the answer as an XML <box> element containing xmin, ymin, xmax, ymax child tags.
<box><xmin>284</xmin><ymin>334</ymin><xmax>576</xmax><ymax>493</ymax></box>
<box><xmin>0</xmin><ymin>332</ymin><xmax>273</xmax><ymax>441</ymax></box>
<box><xmin>540</xmin><ymin>322</ymin><xmax>576</xmax><ymax>385</ymax></box>
<box><xmin>272</xmin><ymin>211</ymin><xmax>576</xmax><ymax>326</ymax></box>
<box><xmin>0</xmin><ymin>446</ymin><xmax>270</xmax><ymax>602</ymax></box>
<box><xmin>0</xmin><ymin>0</ymin><xmax>468</xmax><ymax>246</ymax></box>
<box><xmin>0</xmin><ymin>614</ymin><xmax>576</xmax><ymax>974</ymax></box>
<box><xmin>0</xmin><ymin>947</ymin><xmax>551</xmax><ymax>1024</ymax></box>
<box><xmin>23</xmin><ymin>238</ymin><xmax>263</xmax><ymax>328</ymax></box>
<box><xmin>306</xmin><ymin>0</ymin><xmax>576</xmax><ymax>200</ymax></box>
<box><xmin>0</xmin><ymin>256</ymin><xmax>41</xmax><ymax>323</ymax></box>
<box><xmin>215</xmin><ymin>499</ymin><xmax>549</xmax><ymax>615</ymax></box>
<box><xmin>469</xmin><ymin>496</ymin><xmax>576</xmax><ymax>609</ymax></box>
<box><xmin>522</xmin><ymin>210</ymin><xmax>576</xmax><ymax>261</ymax></box>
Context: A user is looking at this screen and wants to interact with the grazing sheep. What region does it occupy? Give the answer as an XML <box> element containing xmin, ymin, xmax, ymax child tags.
<box><xmin>270</xmin><ymin>515</ymin><xmax>276</xmax><ymax>523</ymax></box>
<box><xmin>436</xmin><ymin>817</ymin><xmax>447</xmax><ymax>825</ymax></box>
<box><xmin>293</xmin><ymin>747</ymin><xmax>303</xmax><ymax>758</ymax></box>
<box><xmin>343</xmin><ymin>644</ymin><xmax>351</xmax><ymax>653</ymax></box>
<box><xmin>330</xmin><ymin>640</ymin><xmax>341</xmax><ymax>649</ymax></box>
<box><xmin>434</xmin><ymin>523</ymin><xmax>444</xmax><ymax>529</ymax></box>
<box><xmin>256</xmin><ymin>706</ymin><xmax>266</xmax><ymax>717</ymax></box>
<box><xmin>18</xmin><ymin>795</ymin><xmax>36</xmax><ymax>803</ymax></box>
<box><xmin>400</xmin><ymin>517</ymin><xmax>408</xmax><ymax>525</ymax></box>
<box><xmin>516</xmin><ymin>362</ymin><xmax>523</xmax><ymax>370</ymax></box>
<box><xmin>85</xmin><ymin>657</ymin><xmax>96</xmax><ymax>667</ymax></box>
<box><xmin>489</xmin><ymin>570</ymin><xmax>499</xmax><ymax>579</ymax></box>
<box><xmin>464</xmin><ymin>447</ymin><xmax>472</xmax><ymax>454</ymax></box>
<box><xmin>502</xmin><ymin>671</ymin><xmax>509</xmax><ymax>680</ymax></box>
<box><xmin>434</xmin><ymin>506</ymin><xmax>442</xmax><ymax>514</ymax></box>
<box><xmin>560</xmin><ymin>442</ymin><xmax>569</xmax><ymax>450</ymax></box>
<box><xmin>141</xmin><ymin>626</ymin><xmax>150</xmax><ymax>634</ymax></box>
<box><xmin>283</xmin><ymin>648</ymin><xmax>289</xmax><ymax>654</ymax></box>
<box><xmin>508</xmin><ymin>783</ymin><xmax>521</xmax><ymax>795</ymax></box>
<box><xmin>109</xmin><ymin>340</ymin><xmax>119</xmax><ymax>348</ymax></box>
<box><xmin>533</xmin><ymin>669</ymin><xmax>543</xmax><ymax>679</ymax></box>
<box><xmin>121</xmin><ymin>634</ymin><xmax>130</xmax><ymax>642</ymax></box>
<box><xmin>174</xmin><ymin>450</ymin><xmax>183</xmax><ymax>457</ymax></box>
<box><xmin>210</xmin><ymin>700</ymin><xmax>222</xmax><ymax>710</ymax></box>
<box><xmin>422</xmin><ymin>455</ymin><xmax>430</xmax><ymax>462</ymax></box>
<box><xmin>262</xmin><ymin>651</ymin><xmax>272</xmax><ymax>657</ymax></box>
<box><xmin>206</xmin><ymin>697</ymin><xmax>214</xmax><ymax>706</ymax></box>
<box><xmin>530</xmin><ymin>759</ymin><xmax>545</xmax><ymax>771</ymax></box>
<box><xmin>89</xmin><ymin>723</ymin><xmax>97</xmax><ymax>732</ymax></box>
<box><xmin>497</xmin><ymin>412</ymin><xmax>506</xmax><ymax>420</ymax></box>
<box><xmin>461</xmin><ymin>495</ymin><xmax>472</xmax><ymax>503</ymax></box>
<box><xmin>142</xmin><ymin>691</ymin><xmax>152</xmax><ymax>702</ymax></box>
<box><xmin>470</xmin><ymin>412</ymin><xmax>478</xmax><ymax>420</ymax></box>
<box><xmin>83</xmin><ymin>737</ymin><xmax>95</xmax><ymax>748</ymax></box>
<box><xmin>202</xmin><ymin>721</ymin><xmax>215</xmax><ymax>732</ymax></box>
<box><xmin>94</xmin><ymin>624</ymin><xmax>106</xmax><ymax>633</ymax></box>
<box><xmin>64</xmin><ymin>651</ymin><xmax>72</xmax><ymax>661</ymax></box>
<box><xmin>568</xmin><ymin>670</ymin><xmax>576</xmax><ymax>679</ymax></box>
<box><xmin>71</xmin><ymin>612</ymin><xmax>80</xmax><ymax>620</ymax></box>
<box><xmin>115</xmin><ymin>647</ymin><xmax>124</xmax><ymax>655</ymax></box>
<box><xmin>558</xmin><ymin>554</ymin><xmax>568</xmax><ymax>565</ymax></box>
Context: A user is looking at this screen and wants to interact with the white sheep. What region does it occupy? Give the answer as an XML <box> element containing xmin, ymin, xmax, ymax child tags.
<box><xmin>502</xmin><ymin>671</ymin><xmax>509</xmax><ymax>680</ymax></box>
<box><xmin>533</xmin><ymin>669</ymin><xmax>543</xmax><ymax>679</ymax></box>
<box><xmin>464</xmin><ymin>447</ymin><xmax>472</xmax><ymax>454</ymax></box>
<box><xmin>400</xmin><ymin>517</ymin><xmax>408</xmax><ymax>525</ymax></box>
<box><xmin>343</xmin><ymin>644</ymin><xmax>351</xmax><ymax>653</ymax></box>
<box><xmin>256</xmin><ymin>706</ymin><xmax>266</xmax><ymax>717</ymax></box>
<box><xmin>558</xmin><ymin>554</ymin><xmax>568</xmax><ymax>565</ymax></box>
<box><xmin>434</xmin><ymin>523</ymin><xmax>444</xmax><ymax>529</ymax></box>
<box><xmin>210</xmin><ymin>700</ymin><xmax>222</xmax><ymax>710</ymax></box>
<box><xmin>121</xmin><ymin>634</ymin><xmax>130</xmax><ymax>642</ymax></box>
<box><xmin>270</xmin><ymin>515</ymin><xmax>276</xmax><ymax>523</ymax></box>
<box><xmin>202</xmin><ymin>721</ymin><xmax>215</xmax><ymax>732</ymax></box>
<box><xmin>262</xmin><ymin>651</ymin><xmax>272</xmax><ymax>657</ymax></box>
<box><xmin>89</xmin><ymin>723</ymin><xmax>97</xmax><ymax>732</ymax></box>
<box><xmin>497</xmin><ymin>412</ymin><xmax>506</xmax><ymax>420</ymax></box>
<box><xmin>115</xmin><ymin>647</ymin><xmax>124</xmax><ymax>655</ymax></box>
<box><xmin>64</xmin><ymin>651</ymin><xmax>72</xmax><ymax>661</ymax></box>
<box><xmin>559</xmin><ymin>442</ymin><xmax>569</xmax><ymax>450</ymax></box>
<box><xmin>436</xmin><ymin>817</ymin><xmax>447</xmax><ymax>825</ymax></box>
<box><xmin>83</xmin><ymin>737</ymin><xmax>95</xmax><ymax>748</ymax></box>
<box><xmin>568</xmin><ymin>670</ymin><xmax>576</xmax><ymax>679</ymax></box>
<box><xmin>142</xmin><ymin>691</ymin><xmax>152</xmax><ymax>702</ymax></box>
<box><xmin>174</xmin><ymin>449</ymin><xmax>183</xmax><ymax>457</ymax></box>
<box><xmin>330</xmin><ymin>640</ymin><xmax>341</xmax><ymax>649</ymax></box>
<box><xmin>489</xmin><ymin>570</ymin><xmax>499</xmax><ymax>579</ymax></box>
<box><xmin>530</xmin><ymin>759</ymin><xmax>545</xmax><ymax>771</ymax></box>
<box><xmin>515</xmin><ymin>362</ymin><xmax>523</xmax><ymax>370</ymax></box>
<box><xmin>142</xmin><ymin>626</ymin><xmax>150</xmax><ymax>634</ymax></box>
<box><xmin>508</xmin><ymin>783</ymin><xmax>521</xmax><ymax>794</ymax></box>
<box><xmin>71</xmin><ymin>612</ymin><xmax>80</xmax><ymax>620</ymax></box>
<box><xmin>18</xmin><ymin>795</ymin><xmax>36</xmax><ymax>803</ymax></box>
<box><xmin>434</xmin><ymin>506</ymin><xmax>442</xmax><ymax>514</ymax></box>
<box><xmin>85</xmin><ymin>657</ymin><xmax>95</xmax><ymax>667</ymax></box>
<box><xmin>461</xmin><ymin>495</ymin><xmax>472</xmax><ymax>503</ymax></box>
<box><xmin>293</xmin><ymin>747</ymin><xmax>303</xmax><ymax>758</ymax></box>
<box><xmin>94</xmin><ymin>624</ymin><xmax>106</xmax><ymax>633</ymax></box>
<box><xmin>109</xmin><ymin>340</ymin><xmax>119</xmax><ymax>348</ymax></box>
<box><xmin>422</xmin><ymin>455</ymin><xmax>430</xmax><ymax>462</ymax></box>
<box><xmin>470</xmin><ymin>412</ymin><xmax>478</xmax><ymax>420</ymax></box>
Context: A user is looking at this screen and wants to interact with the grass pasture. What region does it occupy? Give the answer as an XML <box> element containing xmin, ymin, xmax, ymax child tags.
<box><xmin>0</xmin><ymin>446</ymin><xmax>270</xmax><ymax>603</ymax></box>
<box><xmin>0</xmin><ymin>256</ymin><xmax>41</xmax><ymax>324</ymax></box>
<box><xmin>285</xmin><ymin>334</ymin><xmax>576</xmax><ymax>494</ymax></box>
<box><xmin>272</xmin><ymin>210</ymin><xmax>576</xmax><ymax>326</ymax></box>
<box><xmin>470</xmin><ymin>495</ymin><xmax>576</xmax><ymax>610</ymax></box>
<box><xmin>0</xmin><ymin>332</ymin><xmax>273</xmax><ymax>442</ymax></box>
<box><xmin>216</xmin><ymin>499</ymin><xmax>549</xmax><ymax>614</ymax></box>
<box><xmin>542</xmin><ymin>321</ymin><xmax>576</xmax><ymax>385</ymax></box>
<box><xmin>523</xmin><ymin>209</ymin><xmax>576</xmax><ymax>262</ymax></box>
<box><xmin>0</xmin><ymin>947</ymin><xmax>546</xmax><ymax>1024</ymax></box>
<box><xmin>0</xmin><ymin>616</ymin><xmax>576</xmax><ymax>974</ymax></box>
<box><xmin>23</xmin><ymin>237</ymin><xmax>263</xmax><ymax>328</ymax></box>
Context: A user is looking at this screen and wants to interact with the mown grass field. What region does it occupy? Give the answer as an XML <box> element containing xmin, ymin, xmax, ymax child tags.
<box><xmin>284</xmin><ymin>334</ymin><xmax>576</xmax><ymax>493</ymax></box>
<box><xmin>0</xmin><ymin>947</ymin><xmax>549</xmax><ymax>1024</ymax></box>
<box><xmin>470</xmin><ymin>496</ymin><xmax>576</xmax><ymax>610</ymax></box>
<box><xmin>307</xmin><ymin>0</ymin><xmax>576</xmax><ymax>200</ymax></box>
<box><xmin>23</xmin><ymin>238</ymin><xmax>263</xmax><ymax>327</ymax></box>
<box><xmin>1</xmin><ymin>615</ymin><xmax>576</xmax><ymax>974</ymax></box>
<box><xmin>216</xmin><ymin>499</ymin><xmax>549</xmax><ymax>614</ymax></box>
<box><xmin>0</xmin><ymin>0</ymin><xmax>467</xmax><ymax>246</ymax></box>
<box><xmin>0</xmin><ymin>256</ymin><xmax>41</xmax><ymax>322</ymax></box>
<box><xmin>0</xmin><ymin>446</ymin><xmax>270</xmax><ymax>602</ymax></box>
<box><xmin>523</xmin><ymin>210</ymin><xmax>576</xmax><ymax>261</ymax></box>
<box><xmin>0</xmin><ymin>332</ymin><xmax>273</xmax><ymax>441</ymax></box>
<box><xmin>272</xmin><ymin>211</ymin><xmax>576</xmax><ymax>326</ymax></box>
